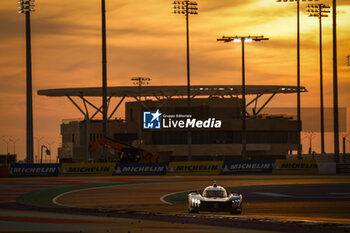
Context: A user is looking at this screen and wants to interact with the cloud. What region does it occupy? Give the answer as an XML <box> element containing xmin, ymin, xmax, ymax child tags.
<box><xmin>199</xmin><ymin>0</ymin><xmax>257</xmax><ymax>13</ymax></box>
<box><xmin>0</xmin><ymin>73</ymin><xmax>26</xmax><ymax>95</ymax></box>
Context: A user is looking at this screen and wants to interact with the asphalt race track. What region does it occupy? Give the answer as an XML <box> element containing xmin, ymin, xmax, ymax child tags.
<box><xmin>1</xmin><ymin>175</ymin><xmax>350</xmax><ymax>233</ymax></box>
<box><xmin>240</xmin><ymin>183</ymin><xmax>350</xmax><ymax>209</ymax></box>
<box><xmin>241</xmin><ymin>183</ymin><xmax>350</xmax><ymax>202</ymax></box>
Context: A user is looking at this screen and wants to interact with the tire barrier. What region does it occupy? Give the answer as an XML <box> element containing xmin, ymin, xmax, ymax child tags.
<box><xmin>272</xmin><ymin>159</ymin><xmax>318</xmax><ymax>174</ymax></box>
<box><xmin>113</xmin><ymin>163</ymin><xmax>168</xmax><ymax>176</ymax></box>
<box><xmin>58</xmin><ymin>163</ymin><xmax>116</xmax><ymax>176</ymax></box>
<box><xmin>6</xmin><ymin>159</ymin><xmax>324</xmax><ymax>177</ymax></box>
<box><xmin>220</xmin><ymin>160</ymin><xmax>275</xmax><ymax>175</ymax></box>
<box><xmin>166</xmin><ymin>161</ymin><xmax>223</xmax><ymax>176</ymax></box>
<box><xmin>9</xmin><ymin>163</ymin><xmax>60</xmax><ymax>177</ymax></box>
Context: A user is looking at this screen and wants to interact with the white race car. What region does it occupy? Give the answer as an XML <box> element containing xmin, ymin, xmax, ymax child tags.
<box><xmin>188</xmin><ymin>182</ymin><xmax>242</xmax><ymax>214</ymax></box>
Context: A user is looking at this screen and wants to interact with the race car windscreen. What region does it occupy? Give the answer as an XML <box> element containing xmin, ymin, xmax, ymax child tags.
<box><xmin>203</xmin><ymin>189</ymin><xmax>227</xmax><ymax>198</ymax></box>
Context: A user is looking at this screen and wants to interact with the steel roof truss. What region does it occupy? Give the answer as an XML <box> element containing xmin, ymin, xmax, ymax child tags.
<box><xmin>133</xmin><ymin>97</ymin><xmax>151</xmax><ymax>111</ymax></box>
<box><xmin>66</xmin><ymin>96</ymin><xmax>87</xmax><ymax>117</ymax></box>
<box><xmin>81</xmin><ymin>97</ymin><xmax>103</xmax><ymax>114</ymax></box>
<box><xmin>255</xmin><ymin>93</ymin><xmax>277</xmax><ymax>116</ymax></box>
<box><xmin>246</xmin><ymin>93</ymin><xmax>263</xmax><ymax>108</ymax></box>
<box><xmin>90</xmin><ymin>96</ymin><xmax>113</xmax><ymax>120</ymax></box>
<box><xmin>108</xmin><ymin>96</ymin><xmax>125</xmax><ymax>120</ymax></box>
<box><xmin>81</xmin><ymin>97</ymin><xmax>89</xmax><ymax>119</ymax></box>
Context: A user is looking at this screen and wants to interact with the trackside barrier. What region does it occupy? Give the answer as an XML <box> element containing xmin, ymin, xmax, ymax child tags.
<box><xmin>7</xmin><ymin>160</ymin><xmax>328</xmax><ymax>177</ymax></box>
<box><xmin>318</xmin><ymin>162</ymin><xmax>336</xmax><ymax>174</ymax></box>
<box><xmin>59</xmin><ymin>163</ymin><xmax>115</xmax><ymax>176</ymax></box>
<box><xmin>272</xmin><ymin>159</ymin><xmax>318</xmax><ymax>174</ymax></box>
<box><xmin>221</xmin><ymin>160</ymin><xmax>275</xmax><ymax>175</ymax></box>
<box><xmin>166</xmin><ymin>161</ymin><xmax>223</xmax><ymax>176</ymax></box>
<box><xmin>9</xmin><ymin>163</ymin><xmax>60</xmax><ymax>177</ymax></box>
<box><xmin>114</xmin><ymin>163</ymin><xmax>168</xmax><ymax>176</ymax></box>
<box><xmin>336</xmin><ymin>164</ymin><xmax>350</xmax><ymax>174</ymax></box>
<box><xmin>0</xmin><ymin>165</ymin><xmax>9</xmax><ymax>177</ymax></box>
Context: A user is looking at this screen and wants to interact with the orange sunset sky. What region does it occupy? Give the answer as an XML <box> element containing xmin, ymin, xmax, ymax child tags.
<box><xmin>0</xmin><ymin>0</ymin><xmax>349</xmax><ymax>161</ymax></box>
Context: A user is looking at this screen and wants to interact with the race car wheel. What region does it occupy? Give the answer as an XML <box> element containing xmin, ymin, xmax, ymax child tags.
<box><xmin>188</xmin><ymin>208</ymin><xmax>199</xmax><ymax>213</ymax></box>
<box><xmin>230</xmin><ymin>209</ymin><xmax>242</xmax><ymax>215</ymax></box>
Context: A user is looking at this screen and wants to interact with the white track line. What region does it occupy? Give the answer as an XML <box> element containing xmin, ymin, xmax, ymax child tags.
<box><xmin>52</xmin><ymin>184</ymin><xmax>122</xmax><ymax>207</ymax></box>
<box><xmin>252</xmin><ymin>192</ymin><xmax>293</xmax><ymax>197</ymax></box>
<box><xmin>53</xmin><ymin>182</ymin><xmax>168</xmax><ymax>207</ymax></box>
<box><xmin>160</xmin><ymin>189</ymin><xmax>194</xmax><ymax>205</ymax></box>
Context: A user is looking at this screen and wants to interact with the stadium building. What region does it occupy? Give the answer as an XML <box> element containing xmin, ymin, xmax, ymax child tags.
<box><xmin>38</xmin><ymin>85</ymin><xmax>306</xmax><ymax>162</ymax></box>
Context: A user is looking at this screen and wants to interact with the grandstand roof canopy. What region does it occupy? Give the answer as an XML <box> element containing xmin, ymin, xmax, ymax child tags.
<box><xmin>38</xmin><ymin>85</ymin><xmax>307</xmax><ymax>98</ymax></box>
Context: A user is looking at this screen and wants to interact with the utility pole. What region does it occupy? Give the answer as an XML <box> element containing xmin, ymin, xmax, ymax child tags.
<box><xmin>9</xmin><ymin>138</ymin><xmax>20</xmax><ymax>155</ymax></box>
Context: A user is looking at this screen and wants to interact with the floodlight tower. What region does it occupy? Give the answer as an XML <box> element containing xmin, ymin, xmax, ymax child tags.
<box><xmin>131</xmin><ymin>77</ymin><xmax>151</xmax><ymax>101</ymax></box>
<box><xmin>332</xmin><ymin>0</ymin><xmax>339</xmax><ymax>162</ymax></box>
<box><xmin>306</xmin><ymin>4</ymin><xmax>330</xmax><ymax>154</ymax></box>
<box><xmin>276</xmin><ymin>0</ymin><xmax>318</xmax><ymax>158</ymax></box>
<box><xmin>132</xmin><ymin>77</ymin><xmax>151</xmax><ymax>146</ymax></box>
<box><xmin>101</xmin><ymin>0</ymin><xmax>108</xmax><ymax>161</ymax></box>
<box><xmin>18</xmin><ymin>0</ymin><xmax>35</xmax><ymax>164</ymax></box>
<box><xmin>173</xmin><ymin>1</ymin><xmax>198</xmax><ymax>161</ymax></box>
<box><xmin>217</xmin><ymin>35</ymin><xmax>269</xmax><ymax>160</ymax></box>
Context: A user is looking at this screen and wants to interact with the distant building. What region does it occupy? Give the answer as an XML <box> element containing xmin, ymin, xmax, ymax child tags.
<box><xmin>38</xmin><ymin>85</ymin><xmax>306</xmax><ymax>162</ymax></box>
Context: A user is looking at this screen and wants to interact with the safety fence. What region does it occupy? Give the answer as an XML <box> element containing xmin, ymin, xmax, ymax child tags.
<box><xmin>1</xmin><ymin>159</ymin><xmax>326</xmax><ymax>177</ymax></box>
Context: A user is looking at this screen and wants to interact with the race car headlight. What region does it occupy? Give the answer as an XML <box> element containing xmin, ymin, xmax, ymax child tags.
<box><xmin>191</xmin><ymin>199</ymin><xmax>201</xmax><ymax>207</ymax></box>
<box><xmin>232</xmin><ymin>199</ymin><xmax>239</xmax><ymax>207</ymax></box>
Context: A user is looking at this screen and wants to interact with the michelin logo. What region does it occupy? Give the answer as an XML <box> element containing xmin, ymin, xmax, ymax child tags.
<box><xmin>10</xmin><ymin>167</ymin><xmax>58</xmax><ymax>174</ymax></box>
<box><xmin>9</xmin><ymin>164</ymin><xmax>60</xmax><ymax>177</ymax></box>
<box><xmin>143</xmin><ymin>110</ymin><xmax>162</xmax><ymax>129</ymax></box>
<box><xmin>225</xmin><ymin>163</ymin><xmax>272</xmax><ymax>170</ymax></box>
<box><xmin>115</xmin><ymin>165</ymin><xmax>165</xmax><ymax>173</ymax></box>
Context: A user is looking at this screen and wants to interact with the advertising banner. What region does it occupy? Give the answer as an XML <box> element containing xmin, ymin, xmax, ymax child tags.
<box><xmin>59</xmin><ymin>163</ymin><xmax>115</xmax><ymax>176</ymax></box>
<box><xmin>166</xmin><ymin>161</ymin><xmax>223</xmax><ymax>176</ymax></box>
<box><xmin>221</xmin><ymin>160</ymin><xmax>275</xmax><ymax>174</ymax></box>
<box><xmin>9</xmin><ymin>163</ymin><xmax>60</xmax><ymax>177</ymax></box>
<box><xmin>114</xmin><ymin>163</ymin><xmax>168</xmax><ymax>176</ymax></box>
<box><xmin>272</xmin><ymin>159</ymin><xmax>318</xmax><ymax>174</ymax></box>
